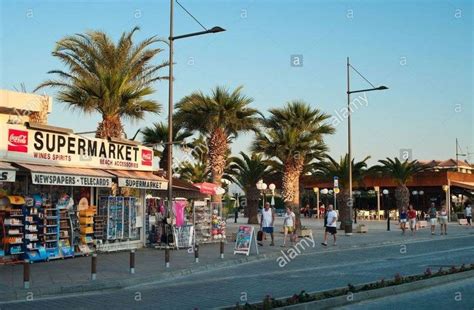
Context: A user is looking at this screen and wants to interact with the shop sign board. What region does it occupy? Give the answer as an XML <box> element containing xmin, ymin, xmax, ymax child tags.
<box><xmin>234</xmin><ymin>225</ymin><xmax>259</xmax><ymax>256</ymax></box>
<box><xmin>0</xmin><ymin>169</ymin><xmax>16</xmax><ymax>182</ymax></box>
<box><xmin>118</xmin><ymin>178</ymin><xmax>167</xmax><ymax>190</ymax></box>
<box><xmin>31</xmin><ymin>172</ymin><xmax>113</xmax><ymax>187</ymax></box>
<box><xmin>0</xmin><ymin>124</ymin><xmax>154</xmax><ymax>171</ymax></box>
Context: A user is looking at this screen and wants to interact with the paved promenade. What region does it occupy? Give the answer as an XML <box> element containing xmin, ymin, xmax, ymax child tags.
<box><xmin>1</xmin><ymin>217</ymin><xmax>473</xmax><ymax>308</ymax></box>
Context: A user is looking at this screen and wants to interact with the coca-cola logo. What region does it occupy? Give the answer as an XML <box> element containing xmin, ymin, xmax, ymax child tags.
<box><xmin>8</xmin><ymin>129</ymin><xmax>28</xmax><ymax>153</ymax></box>
<box><xmin>141</xmin><ymin>149</ymin><xmax>152</xmax><ymax>166</ymax></box>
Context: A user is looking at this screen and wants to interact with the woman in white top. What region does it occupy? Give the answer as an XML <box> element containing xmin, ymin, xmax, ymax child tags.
<box><xmin>282</xmin><ymin>207</ymin><xmax>296</xmax><ymax>247</ymax></box>
<box><xmin>439</xmin><ymin>207</ymin><xmax>448</xmax><ymax>235</ymax></box>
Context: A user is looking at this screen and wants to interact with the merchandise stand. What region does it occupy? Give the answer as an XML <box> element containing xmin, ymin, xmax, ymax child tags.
<box><xmin>192</xmin><ymin>201</ymin><xmax>226</xmax><ymax>244</ymax></box>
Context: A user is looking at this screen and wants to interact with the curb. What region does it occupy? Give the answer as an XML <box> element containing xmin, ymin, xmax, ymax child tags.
<box><xmin>275</xmin><ymin>269</ymin><xmax>474</xmax><ymax>309</ymax></box>
<box><xmin>0</xmin><ymin>234</ymin><xmax>471</xmax><ymax>303</ymax></box>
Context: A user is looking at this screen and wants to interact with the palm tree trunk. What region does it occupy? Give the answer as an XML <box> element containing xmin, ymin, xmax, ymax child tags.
<box><xmin>337</xmin><ymin>189</ymin><xmax>350</xmax><ymax>230</ymax></box>
<box><xmin>246</xmin><ymin>187</ymin><xmax>260</xmax><ymax>224</ymax></box>
<box><xmin>208</xmin><ymin>128</ymin><xmax>228</xmax><ymax>202</ymax></box>
<box><xmin>282</xmin><ymin>158</ymin><xmax>304</xmax><ymax>230</ymax></box>
<box><xmin>395</xmin><ymin>185</ymin><xmax>409</xmax><ymax>211</ymax></box>
<box><xmin>96</xmin><ymin>114</ymin><xmax>124</xmax><ymax>138</ymax></box>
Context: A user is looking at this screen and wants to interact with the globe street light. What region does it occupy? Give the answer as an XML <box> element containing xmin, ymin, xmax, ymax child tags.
<box><xmin>269</xmin><ymin>183</ymin><xmax>276</xmax><ymax>206</ymax></box>
<box><xmin>256</xmin><ymin>180</ymin><xmax>268</xmax><ymax>207</ymax></box>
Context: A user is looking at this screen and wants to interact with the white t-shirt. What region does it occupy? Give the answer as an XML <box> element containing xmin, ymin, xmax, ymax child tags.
<box><xmin>326</xmin><ymin>210</ymin><xmax>338</xmax><ymax>227</ymax></box>
<box><xmin>283</xmin><ymin>212</ymin><xmax>295</xmax><ymax>227</ymax></box>
<box><xmin>466</xmin><ymin>206</ymin><xmax>472</xmax><ymax>217</ymax></box>
<box><xmin>261</xmin><ymin>208</ymin><xmax>273</xmax><ymax>227</ymax></box>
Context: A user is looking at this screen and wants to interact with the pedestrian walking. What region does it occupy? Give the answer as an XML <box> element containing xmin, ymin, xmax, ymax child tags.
<box><xmin>408</xmin><ymin>204</ymin><xmax>417</xmax><ymax>236</ymax></box>
<box><xmin>439</xmin><ymin>206</ymin><xmax>448</xmax><ymax>235</ymax></box>
<box><xmin>399</xmin><ymin>206</ymin><xmax>408</xmax><ymax>235</ymax></box>
<box><xmin>321</xmin><ymin>204</ymin><xmax>337</xmax><ymax>246</ymax></box>
<box><xmin>259</xmin><ymin>202</ymin><xmax>275</xmax><ymax>246</ymax></box>
<box><xmin>281</xmin><ymin>207</ymin><xmax>296</xmax><ymax>247</ymax></box>
<box><xmin>465</xmin><ymin>204</ymin><xmax>472</xmax><ymax>227</ymax></box>
<box><xmin>428</xmin><ymin>203</ymin><xmax>437</xmax><ymax>235</ymax></box>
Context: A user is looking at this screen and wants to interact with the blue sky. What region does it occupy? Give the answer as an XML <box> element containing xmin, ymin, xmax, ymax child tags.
<box><xmin>0</xmin><ymin>0</ymin><xmax>472</xmax><ymax>165</ymax></box>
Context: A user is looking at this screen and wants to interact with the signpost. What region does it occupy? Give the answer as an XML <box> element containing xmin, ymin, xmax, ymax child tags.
<box><xmin>334</xmin><ymin>176</ymin><xmax>339</xmax><ymax>211</ymax></box>
<box><xmin>233</xmin><ymin>225</ymin><xmax>259</xmax><ymax>256</ymax></box>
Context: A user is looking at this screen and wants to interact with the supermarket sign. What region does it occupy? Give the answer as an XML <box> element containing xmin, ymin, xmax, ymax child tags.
<box><xmin>0</xmin><ymin>170</ymin><xmax>16</xmax><ymax>182</ymax></box>
<box><xmin>0</xmin><ymin>124</ymin><xmax>154</xmax><ymax>171</ymax></box>
<box><xmin>118</xmin><ymin>178</ymin><xmax>167</xmax><ymax>190</ymax></box>
<box><xmin>31</xmin><ymin>172</ymin><xmax>113</xmax><ymax>187</ymax></box>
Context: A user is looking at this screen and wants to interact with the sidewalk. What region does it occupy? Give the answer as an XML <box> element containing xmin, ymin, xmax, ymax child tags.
<box><xmin>1</xmin><ymin>217</ymin><xmax>472</xmax><ymax>302</ymax></box>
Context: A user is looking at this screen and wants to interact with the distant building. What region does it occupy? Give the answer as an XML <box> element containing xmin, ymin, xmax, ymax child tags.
<box><xmin>0</xmin><ymin>89</ymin><xmax>52</xmax><ymax>125</ymax></box>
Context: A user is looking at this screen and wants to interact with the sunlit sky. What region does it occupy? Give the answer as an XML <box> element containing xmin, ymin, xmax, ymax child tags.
<box><xmin>1</xmin><ymin>0</ymin><xmax>472</xmax><ymax>165</ymax></box>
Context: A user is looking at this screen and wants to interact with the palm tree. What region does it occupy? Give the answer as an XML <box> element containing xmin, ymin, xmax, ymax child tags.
<box><xmin>175</xmin><ymin>86</ymin><xmax>260</xmax><ymax>201</ymax></box>
<box><xmin>141</xmin><ymin>122</ymin><xmax>193</xmax><ymax>173</ymax></box>
<box><xmin>253</xmin><ymin>101</ymin><xmax>335</xmax><ymax>228</ymax></box>
<box><xmin>176</xmin><ymin>135</ymin><xmax>211</xmax><ymax>183</ymax></box>
<box><xmin>372</xmin><ymin>157</ymin><xmax>426</xmax><ymax>211</ymax></box>
<box><xmin>35</xmin><ymin>27</ymin><xmax>168</xmax><ymax>138</ymax></box>
<box><xmin>225</xmin><ymin>152</ymin><xmax>271</xmax><ymax>224</ymax></box>
<box><xmin>313</xmin><ymin>154</ymin><xmax>370</xmax><ymax>229</ymax></box>
<box><xmin>178</xmin><ymin>161</ymin><xmax>210</xmax><ymax>184</ymax></box>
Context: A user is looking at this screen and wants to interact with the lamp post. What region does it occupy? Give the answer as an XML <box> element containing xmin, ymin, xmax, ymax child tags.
<box><xmin>313</xmin><ymin>187</ymin><xmax>319</xmax><ymax>219</ymax></box>
<box><xmin>256</xmin><ymin>180</ymin><xmax>268</xmax><ymax>207</ymax></box>
<box><xmin>374</xmin><ymin>186</ymin><xmax>381</xmax><ymax>220</ymax></box>
<box><xmin>321</xmin><ymin>188</ymin><xmax>329</xmax><ymax>225</ymax></box>
<box><xmin>167</xmin><ymin>0</ymin><xmax>225</xmax><ymax>214</ymax></box>
<box><xmin>353</xmin><ymin>190</ymin><xmax>361</xmax><ymax>224</ymax></box>
<box><xmin>346</xmin><ymin>57</ymin><xmax>388</xmax><ymax>234</ymax></box>
<box><xmin>419</xmin><ymin>190</ymin><xmax>424</xmax><ymax>210</ymax></box>
<box><xmin>412</xmin><ymin>190</ymin><xmax>419</xmax><ymax>210</ymax></box>
<box><xmin>383</xmin><ymin>189</ymin><xmax>390</xmax><ymax>231</ymax></box>
<box><xmin>269</xmin><ymin>183</ymin><xmax>276</xmax><ymax>207</ymax></box>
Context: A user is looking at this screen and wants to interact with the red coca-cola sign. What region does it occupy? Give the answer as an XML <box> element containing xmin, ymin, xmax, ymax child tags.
<box><xmin>7</xmin><ymin>129</ymin><xmax>28</xmax><ymax>153</ymax></box>
<box><xmin>141</xmin><ymin>149</ymin><xmax>152</xmax><ymax>166</ymax></box>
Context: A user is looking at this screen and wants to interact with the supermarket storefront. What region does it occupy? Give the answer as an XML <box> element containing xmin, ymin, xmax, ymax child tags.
<box><xmin>0</xmin><ymin>123</ymin><xmax>167</xmax><ymax>262</ymax></box>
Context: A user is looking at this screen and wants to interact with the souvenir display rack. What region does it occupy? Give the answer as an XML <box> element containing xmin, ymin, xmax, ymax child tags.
<box><xmin>99</xmin><ymin>196</ymin><xmax>139</xmax><ymax>242</ymax></box>
<box><xmin>93</xmin><ymin>214</ymin><xmax>106</xmax><ymax>241</ymax></box>
<box><xmin>193</xmin><ymin>201</ymin><xmax>212</xmax><ymax>243</ymax></box>
<box><xmin>43</xmin><ymin>200</ymin><xmax>59</xmax><ymax>258</ymax></box>
<box><xmin>1</xmin><ymin>197</ymin><xmax>25</xmax><ymax>260</ymax></box>
<box><xmin>24</xmin><ymin>196</ymin><xmax>48</xmax><ymax>262</ymax></box>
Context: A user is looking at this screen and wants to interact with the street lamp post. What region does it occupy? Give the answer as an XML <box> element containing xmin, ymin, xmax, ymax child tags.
<box><xmin>313</xmin><ymin>187</ymin><xmax>319</xmax><ymax>219</ymax></box>
<box><xmin>353</xmin><ymin>190</ymin><xmax>361</xmax><ymax>224</ymax></box>
<box><xmin>167</xmin><ymin>0</ymin><xmax>225</xmax><ymax>212</ymax></box>
<box><xmin>269</xmin><ymin>183</ymin><xmax>276</xmax><ymax>207</ymax></box>
<box><xmin>383</xmin><ymin>189</ymin><xmax>390</xmax><ymax>231</ymax></box>
<box><xmin>412</xmin><ymin>190</ymin><xmax>419</xmax><ymax>210</ymax></box>
<box><xmin>256</xmin><ymin>180</ymin><xmax>268</xmax><ymax>207</ymax></box>
<box><xmin>346</xmin><ymin>57</ymin><xmax>388</xmax><ymax>235</ymax></box>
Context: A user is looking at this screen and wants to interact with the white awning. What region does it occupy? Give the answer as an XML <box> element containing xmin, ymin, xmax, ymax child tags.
<box><xmin>0</xmin><ymin>161</ymin><xmax>17</xmax><ymax>182</ymax></box>
<box><xmin>106</xmin><ymin>170</ymin><xmax>168</xmax><ymax>190</ymax></box>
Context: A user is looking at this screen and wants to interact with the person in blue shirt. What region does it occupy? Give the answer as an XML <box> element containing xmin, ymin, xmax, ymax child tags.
<box><xmin>399</xmin><ymin>206</ymin><xmax>408</xmax><ymax>235</ymax></box>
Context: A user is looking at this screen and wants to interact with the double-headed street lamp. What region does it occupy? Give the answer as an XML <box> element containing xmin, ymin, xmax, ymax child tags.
<box><xmin>167</xmin><ymin>0</ymin><xmax>225</xmax><ymax>209</ymax></box>
<box><xmin>346</xmin><ymin>57</ymin><xmax>388</xmax><ymax>235</ymax></box>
